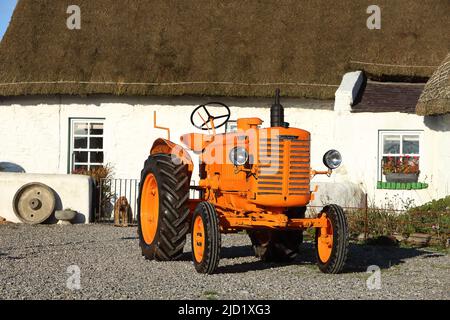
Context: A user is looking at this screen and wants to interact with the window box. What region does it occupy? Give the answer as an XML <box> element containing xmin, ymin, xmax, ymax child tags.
<box><xmin>385</xmin><ymin>173</ymin><xmax>419</xmax><ymax>183</ymax></box>
<box><xmin>378</xmin><ymin>131</ymin><xmax>423</xmax><ymax>188</ymax></box>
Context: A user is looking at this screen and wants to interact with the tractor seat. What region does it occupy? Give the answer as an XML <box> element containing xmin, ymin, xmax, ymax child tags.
<box><xmin>180</xmin><ymin>133</ymin><xmax>213</xmax><ymax>152</ymax></box>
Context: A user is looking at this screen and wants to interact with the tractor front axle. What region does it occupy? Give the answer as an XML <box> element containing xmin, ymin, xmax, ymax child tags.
<box><xmin>218</xmin><ymin>211</ymin><xmax>328</xmax><ymax>231</ymax></box>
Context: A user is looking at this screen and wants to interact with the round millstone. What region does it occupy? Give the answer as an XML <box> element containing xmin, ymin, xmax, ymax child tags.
<box><xmin>13</xmin><ymin>182</ymin><xmax>56</xmax><ymax>225</ymax></box>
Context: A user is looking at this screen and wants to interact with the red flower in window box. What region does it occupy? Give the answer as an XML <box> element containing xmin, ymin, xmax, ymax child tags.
<box><xmin>382</xmin><ymin>157</ymin><xmax>420</xmax><ymax>183</ymax></box>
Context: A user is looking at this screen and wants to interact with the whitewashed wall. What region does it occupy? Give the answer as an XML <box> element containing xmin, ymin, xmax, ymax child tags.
<box><xmin>0</xmin><ymin>172</ymin><xmax>91</xmax><ymax>224</ymax></box>
<box><xmin>1</xmin><ymin>95</ymin><xmax>449</xmax><ymax>210</ymax></box>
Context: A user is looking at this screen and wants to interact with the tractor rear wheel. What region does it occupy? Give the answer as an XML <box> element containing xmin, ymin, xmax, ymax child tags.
<box><xmin>315</xmin><ymin>204</ymin><xmax>349</xmax><ymax>274</ymax></box>
<box><xmin>137</xmin><ymin>153</ymin><xmax>190</xmax><ymax>261</ymax></box>
<box><xmin>248</xmin><ymin>207</ymin><xmax>306</xmax><ymax>262</ymax></box>
<box><xmin>191</xmin><ymin>202</ymin><xmax>221</xmax><ymax>274</ymax></box>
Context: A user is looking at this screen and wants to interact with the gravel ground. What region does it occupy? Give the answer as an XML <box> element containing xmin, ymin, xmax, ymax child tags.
<box><xmin>0</xmin><ymin>224</ymin><xmax>449</xmax><ymax>300</ymax></box>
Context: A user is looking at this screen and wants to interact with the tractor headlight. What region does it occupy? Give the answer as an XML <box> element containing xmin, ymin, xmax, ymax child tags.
<box><xmin>229</xmin><ymin>147</ymin><xmax>249</xmax><ymax>166</ymax></box>
<box><xmin>323</xmin><ymin>149</ymin><xmax>342</xmax><ymax>169</ymax></box>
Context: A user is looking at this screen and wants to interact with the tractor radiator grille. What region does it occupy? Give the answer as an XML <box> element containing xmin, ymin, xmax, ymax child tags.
<box><xmin>288</xmin><ymin>139</ymin><xmax>310</xmax><ymax>196</ymax></box>
<box><xmin>257</xmin><ymin>139</ymin><xmax>283</xmax><ymax>195</ymax></box>
<box><xmin>257</xmin><ymin>138</ymin><xmax>310</xmax><ymax>196</ymax></box>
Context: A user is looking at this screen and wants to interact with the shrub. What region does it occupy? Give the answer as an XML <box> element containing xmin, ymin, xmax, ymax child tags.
<box><xmin>345</xmin><ymin>205</ymin><xmax>449</xmax><ymax>247</ymax></box>
<box><xmin>72</xmin><ymin>164</ymin><xmax>115</xmax><ymax>221</ymax></box>
<box><xmin>408</xmin><ymin>196</ymin><xmax>450</xmax><ymax>213</ymax></box>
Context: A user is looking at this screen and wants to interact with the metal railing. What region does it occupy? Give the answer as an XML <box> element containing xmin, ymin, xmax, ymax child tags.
<box><xmin>96</xmin><ymin>178</ymin><xmax>140</xmax><ymax>223</ymax></box>
<box><xmin>95</xmin><ymin>178</ymin><xmax>201</xmax><ymax>223</ymax></box>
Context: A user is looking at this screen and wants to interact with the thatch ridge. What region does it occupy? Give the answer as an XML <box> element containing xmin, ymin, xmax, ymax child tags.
<box><xmin>416</xmin><ymin>54</ymin><xmax>450</xmax><ymax>116</ymax></box>
<box><xmin>0</xmin><ymin>0</ymin><xmax>449</xmax><ymax>99</ymax></box>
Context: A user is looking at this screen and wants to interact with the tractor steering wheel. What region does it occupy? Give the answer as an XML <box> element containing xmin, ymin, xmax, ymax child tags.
<box><xmin>190</xmin><ymin>102</ymin><xmax>231</xmax><ymax>131</ymax></box>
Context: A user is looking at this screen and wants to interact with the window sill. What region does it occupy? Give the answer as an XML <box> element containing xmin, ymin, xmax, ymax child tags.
<box><xmin>377</xmin><ymin>181</ymin><xmax>428</xmax><ymax>190</ymax></box>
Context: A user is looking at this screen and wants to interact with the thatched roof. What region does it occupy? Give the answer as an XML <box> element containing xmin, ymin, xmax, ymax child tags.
<box><xmin>0</xmin><ymin>0</ymin><xmax>449</xmax><ymax>99</ymax></box>
<box><xmin>416</xmin><ymin>54</ymin><xmax>450</xmax><ymax>116</ymax></box>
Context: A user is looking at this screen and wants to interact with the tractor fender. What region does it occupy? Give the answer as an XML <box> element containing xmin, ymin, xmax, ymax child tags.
<box><xmin>150</xmin><ymin>138</ymin><xmax>194</xmax><ymax>174</ymax></box>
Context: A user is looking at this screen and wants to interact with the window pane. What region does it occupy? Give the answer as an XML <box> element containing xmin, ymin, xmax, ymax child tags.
<box><xmin>226</xmin><ymin>122</ymin><xmax>238</xmax><ymax>133</ymax></box>
<box><xmin>90</xmin><ymin>123</ymin><xmax>104</xmax><ymax>135</ymax></box>
<box><xmin>383</xmin><ymin>135</ymin><xmax>400</xmax><ymax>154</ymax></box>
<box><xmin>402</xmin><ymin>135</ymin><xmax>419</xmax><ymax>154</ymax></box>
<box><xmin>74</xmin><ymin>137</ymin><xmax>88</xmax><ymax>149</ymax></box>
<box><xmin>74</xmin><ymin>123</ymin><xmax>89</xmax><ymax>135</ymax></box>
<box><xmin>90</xmin><ymin>152</ymin><xmax>104</xmax><ymax>163</ymax></box>
<box><xmin>89</xmin><ymin>137</ymin><xmax>103</xmax><ymax>149</ymax></box>
<box><xmin>74</xmin><ymin>151</ymin><xmax>88</xmax><ymax>163</ymax></box>
<box><xmin>74</xmin><ymin>165</ymin><xmax>88</xmax><ymax>172</ymax></box>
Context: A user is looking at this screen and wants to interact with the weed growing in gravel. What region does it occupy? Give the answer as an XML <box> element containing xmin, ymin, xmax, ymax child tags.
<box><xmin>203</xmin><ymin>290</ymin><xmax>219</xmax><ymax>300</ymax></box>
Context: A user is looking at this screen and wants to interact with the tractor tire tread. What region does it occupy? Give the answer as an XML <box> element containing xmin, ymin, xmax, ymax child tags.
<box><xmin>315</xmin><ymin>204</ymin><xmax>349</xmax><ymax>274</ymax></box>
<box><xmin>192</xmin><ymin>202</ymin><xmax>221</xmax><ymax>274</ymax></box>
<box><xmin>137</xmin><ymin>153</ymin><xmax>190</xmax><ymax>261</ymax></box>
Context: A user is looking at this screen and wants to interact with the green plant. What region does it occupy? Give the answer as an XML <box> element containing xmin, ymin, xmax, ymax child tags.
<box><xmin>203</xmin><ymin>291</ymin><xmax>219</xmax><ymax>300</ymax></box>
<box><xmin>73</xmin><ymin>164</ymin><xmax>114</xmax><ymax>183</ymax></box>
<box><xmin>408</xmin><ymin>196</ymin><xmax>450</xmax><ymax>213</ymax></box>
<box><xmin>73</xmin><ymin>164</ymin><xmax>115</xmax><ymax>220</ymax></box>
<box><xmin>382</xmin><ymin>156</ymin><xmax>420</xmax><ymax>175</ymax></box>
<box><xmin>352</xmin><ymin>209</ymin><xmax>449</xmax><ymax>248</ymax></box>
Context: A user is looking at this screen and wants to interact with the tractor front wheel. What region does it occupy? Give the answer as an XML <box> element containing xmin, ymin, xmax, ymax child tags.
<box><xmin>315</xmin><ymin>204</ymin><xmax>349</xmax><ymax>274</ymax></box>
<box><xmin>191</xmin><ymin>202</ymin><xmax>221</xmax><ymax>274</ymax></box>
<box><xmin>137</xmin><ymin>154</ymin><xmax>190</xmax><ymax>261</ymax></box>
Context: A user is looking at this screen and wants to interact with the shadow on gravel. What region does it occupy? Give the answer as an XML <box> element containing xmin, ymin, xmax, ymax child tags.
<box><xmin>0</xmin><ymin>251</ymin><xmax>25</xmax><ymax>260</ymax></box>
<box><xmin>419</xmin><ymin>253</ymin><xmax>444</xmax><ymax>259</ymax></box>
<box><xmin>121</xmin><ymin>236</ymin><xmax>139</xmax><ymax>240</ymax></box>
<box><xmin>4</xmin><ymin>255</ymin><xmax>25</xmax><ymax>260</ymax></box>
<box><xmin>207</xmin><ymin>242</ymin><xmax>442</xmax><ymax>274</ymax></box>
<box><xmin>221</xmin><ymin>245</ymin><xmax>254</xmax><ymax>259</ymax></box>
<box><xmin>217</xmin><ymin>260</ymin><xmax>299</xmax><ymax>273</ymax></box>
<box><xmin>216</xmin><ymin>244</ymin><xmax>316</xmax><ymax>274</ymax></box>
<box><xmin>344</xmin><ymin>243</ymin><xmax>443</xmax><ymax>273</ymax></box>
<box><xmin>178</xmin><ymin>245</ymin><xmax>255</xmax><ymax>262</ymax></box>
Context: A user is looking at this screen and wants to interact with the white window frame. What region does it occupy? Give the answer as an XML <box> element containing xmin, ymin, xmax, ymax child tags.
<box><xmin>225</xmin><ymin>120</ymin><xmax>238</xmax><ymax>133</ymax></box>
<box><xmin>377</xmin><ymin>130</ymin><xmax>422</xmax><ymax>181</ymax></box>
<box><xmin>69</xmin><ymin>118</ymin><xmax>105</xmax><ymax>172</ymax></box>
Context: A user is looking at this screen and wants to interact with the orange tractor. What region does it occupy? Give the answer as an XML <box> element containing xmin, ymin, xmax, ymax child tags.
<box><xmin>137</xmin><ymin>90</ymin><xmax>349</xmax><ymax>274</ymax></box>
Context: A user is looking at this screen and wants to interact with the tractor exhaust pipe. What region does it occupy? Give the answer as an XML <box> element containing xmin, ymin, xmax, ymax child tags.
<box><xmin>270</xmin><ymin>89</ymin><xmax>289</xmax><ymax>128</ymax></box>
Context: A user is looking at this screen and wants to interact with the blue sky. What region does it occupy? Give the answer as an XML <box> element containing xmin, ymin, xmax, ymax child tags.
<box><xmin>0</xmin><ymin>0</ymin><xmax>17</xmax><ymax>41</ymax></box>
